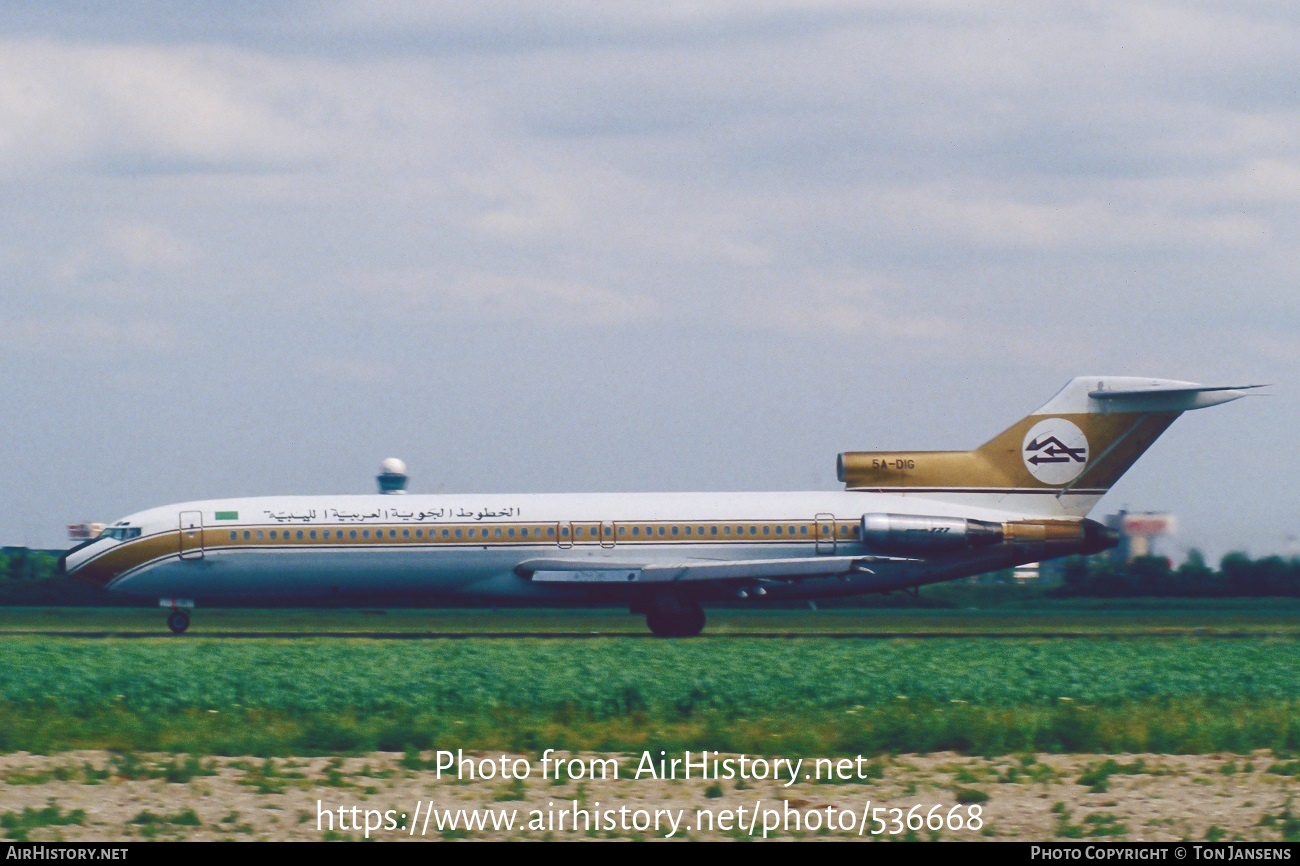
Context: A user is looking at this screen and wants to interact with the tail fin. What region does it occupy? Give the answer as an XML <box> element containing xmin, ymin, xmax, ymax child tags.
<box><xmin>837</xmin><ymin>377</ymin><xmax>1263</xmax><ymax>517</ymax></box>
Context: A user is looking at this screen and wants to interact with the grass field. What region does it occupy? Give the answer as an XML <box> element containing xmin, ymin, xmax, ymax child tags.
<box><xmin>1</xmin><ymin>609</ymin><xmax>1298</xmax><ymax>756</ymax></box>
<box><xmin>3</xmin><ymin>601</ymin><xmax>1300</xmax><ymax>635</ymax></box>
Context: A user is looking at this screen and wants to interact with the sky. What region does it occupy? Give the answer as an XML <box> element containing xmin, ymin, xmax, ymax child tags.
<box><xmin>1</xmin><ymin>1</ymin><xmax>1296</xmax><ymax>561</ymax></box>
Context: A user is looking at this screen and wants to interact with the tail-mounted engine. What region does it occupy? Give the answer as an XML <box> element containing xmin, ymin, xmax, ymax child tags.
<box><xmin>859</xmin><ymin>513</ymin><xmax>1118</xmax><ymax>555</ymax></box>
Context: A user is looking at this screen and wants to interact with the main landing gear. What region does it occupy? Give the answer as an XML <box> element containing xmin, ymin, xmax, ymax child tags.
<box><xmin>642</xmin><ymin>594</ymin><xmax>706</xmax><ymax>638</ymax></box>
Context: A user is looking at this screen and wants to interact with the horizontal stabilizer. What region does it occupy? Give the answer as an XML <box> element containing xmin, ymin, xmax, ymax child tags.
<box><xmin>517</xmin><ymin>555</ymin><xmax>913</xmax><ymax>585</ymax></box>
<box><xmin>1086</xmin><ymin>382</ymin><xmax>1268</xmax><ymax>412</ymax></box>
<box><xmin>1089</xmin><ymin>384</ymin><xmax>1266</xmax><ymax>396</ymax></box>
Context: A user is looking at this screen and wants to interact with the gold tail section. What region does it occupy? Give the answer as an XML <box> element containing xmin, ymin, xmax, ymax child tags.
<box><xmin>838</xmin><ymin>412</ymin><xmax>1178</xmax><ymax>493</ymax></box>
<box><xmin>837</xmin><ymin>376</ymin><xmax>1259</xmax><ymax>500</ymax></box>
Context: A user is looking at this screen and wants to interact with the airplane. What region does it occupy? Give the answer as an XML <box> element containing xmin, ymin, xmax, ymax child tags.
<box><xmin>60</xmin><ymin>376</ymin><xmax>1261</xmax><ymax>636</ymax></box>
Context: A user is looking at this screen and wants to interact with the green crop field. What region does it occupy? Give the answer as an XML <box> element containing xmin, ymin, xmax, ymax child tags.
<box><xmin>3</xmin><ymin>601</ymin><xmax>1300</xmax><ymax>636</ymax></box>
<box><xmin>1</xmin><ymin>635</ymin><xmax>1297</xmax><ymax>757</ymax></box>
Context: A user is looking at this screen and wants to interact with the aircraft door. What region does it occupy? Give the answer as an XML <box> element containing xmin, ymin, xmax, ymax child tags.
<box><xmin>179</xmin><ymin>511</ymin><xmax>204</xmax><ymax>560</ymax></box>
<box><xmin>815</xmin><ymin>513</ymin><xmax>836</xmax><ymax>555</ymax></box>
<box><xmin>556</xmin><ymin>523</ymin><xmax>572</xmax><ymax>549</ymax></box>
<box><xmin>600</xmin><ymin>522</ymin><xmax>616</xmax><ymax>548</ymax></box>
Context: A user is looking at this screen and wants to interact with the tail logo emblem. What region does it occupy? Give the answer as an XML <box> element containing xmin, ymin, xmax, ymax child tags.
<box><xmin>1022</xmin><ymin>419</ymin><xmax>1089</xmax><ymax>485</ymax></box>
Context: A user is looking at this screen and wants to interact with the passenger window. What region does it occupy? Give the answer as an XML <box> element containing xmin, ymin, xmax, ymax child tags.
<box><xmin>442</xmin><ymin>529</ymin><xmax>450</xmax><ymax>538</ymax></box>
<box><xmin>296</xmin><ymin>530</ymin><xmax>304</xmax><ymax>540</ymax></box>
<box><xmin>724</xmin><ymin>526</ymin><xmax>731</xmax><ymax>535</ymax></box>
<box><xmin>350</xmin><ymin>530</ymin><xmax>357</xmax><ymax>539</ymax></box>
<box><xmin>257</xmin><ymin>530</ymin><xmax>264</xmax><ymax>540</ymax></box>
<box><xmin>229</xmin><ymin>531</ymin><xmax>237</xmax><ymax>541</ymax></box>
<box><xmin>671</xmin><ymin>526</ymin><xmax>679</xmax><ymax>536</ymax></box>
<box><xmin>520</xmin><ymin>528</ymin><xmax>528</xmax><ymax>538</ymax></box>
<box><xmin>800</xmin><ymin>526</ymin><xmax>808</xmax><ymax>535</ymax></box>
<box><xmin>243</xmin><ymin>530</ymin><xmax>251</xmax><ymax>540</ymax></box>
<box><xmin>468</xmin><ymin>529</ymin><xmax>476</xmax><ymax>538</ymax></box>
<box><xmin>308</xmin><ymin>530</ymin><xmax>316</xmax><ymax>539</ymax></box>
<box><xmin>403</xmin><ymin>529</ymin><xmax>410</xmax><ymax>538</ymax></box>
<box><xmin>270</xmin><ymin>530</ymin><xmax>278</xmax><ymax>540</ymax></box>
<box><xmin>775</xmin><ymin>526</ymin><xmax>783</xmax><ymax>535</ymax></box>
<box><xmin>684</xmin><ymin>526</ymin><xmax>692</xmax><ymax>535</ymax></box>
<box><xmin>711</xmin><ymin>526</ymin><xmax>718</xmax><ymax>536</ymax></box>
<box><xmin>455</xmin><ymin>529</ymin><xmax>463</xmax><ymax>538</ymax></box>
<box><xmin>362</xmin><ymin>529</ymin><xmax>370</xmax><ymax>539</ymax></box>
<box><xmin>547</xmin><ymin>527</ymin><xmax>555</xmax><ymax>537</ymax></box>
<box><xmin>495</xmin><ymin>528</ymin><xmax>502</xmax><ymax>537</ymax></box>
<box><xmin>632</xmin><ymin>527</ymin><xmax>640</xmax><ymax>536</ymax></box>
<box><xmin>561</xmin><ymin>527</ymin><xmax>569</xmax><ymax>537</ymax></box>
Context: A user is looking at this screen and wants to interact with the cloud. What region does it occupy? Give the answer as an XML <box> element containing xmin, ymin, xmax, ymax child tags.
<box><xmin>349</xmin><ymin>268</ymin><xmax>659</xmax><ymax>326</ymax></box>
<box><xmin>0</xmin><ymin>41</ymin><xmax>317</xmax><ymax>175</ymax></box>
<box><xmin>0</xmin><ymin>314</ymin><xmax>177</xmax><ymax>355</ymax></box>
<box><xmin>865</xmin><ymin>184</ymin><xmax>1274</xmax><ymax>251</ymax></box>
<box><xmin>307</xmin><ymin>356</ymin><xmax>398</xmax><ymax>383</ymax></box>
<box><xmin>53</xmin><ymin>221</ymin><xmax>199</xmax><ymax>287</ymax></box>
<box><xmin>739</xmin><ymin>273</ymin><xmax>963</xmax><ymax>339</ymax></box>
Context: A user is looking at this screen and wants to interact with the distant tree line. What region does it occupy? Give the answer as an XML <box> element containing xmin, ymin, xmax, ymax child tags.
<box><xmin>0</xmin><ymin>548</ymin><xmax>131</xmax><ymax>606</ymax></box>
<box><xmin>0</xmin><ymin>548</ymin><xmax>59</xmax><ymax>582</ymax></box>
<box><xmin>4</xmin><ymin>546</ymin><xmax>1298</xmax><ymax>606</ymax></box>
<box><xmin>1051</xmin><ymin>551</ymin><xmax>1300</xmax><ymax>598</ymax></box>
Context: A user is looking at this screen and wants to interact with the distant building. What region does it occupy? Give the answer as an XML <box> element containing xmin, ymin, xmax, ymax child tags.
<box><xmin>377</xmin><ymin>458</ymin><xmax>409</xmax><ymax>494</ymax></box>
<box><xmin>1105</xmin><ymin>510</ymin><xmax>1177</xmax><ymax>562</ymax></box>
<box><xmin>67</xmin><ymin>523</ymin><xmax>106</xmax><ymax>543</ymax></box>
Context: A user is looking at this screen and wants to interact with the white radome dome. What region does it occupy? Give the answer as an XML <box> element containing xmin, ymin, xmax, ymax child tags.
<box><xmin>380</xmin><ymin>457</ymin><xmax>407</xmax><ymax>476</ymax></box>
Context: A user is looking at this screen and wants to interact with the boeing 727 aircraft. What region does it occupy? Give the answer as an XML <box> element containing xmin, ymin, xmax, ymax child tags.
<box><xmin>61</xmin><ymin>376</ymin><xmax>1258</xmax><ymax>635</ymax></box>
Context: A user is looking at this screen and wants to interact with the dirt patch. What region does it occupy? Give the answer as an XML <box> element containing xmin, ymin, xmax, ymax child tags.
<box><xmin>0</xmin><ymin>750</ymin><xmax>1296</xmax><ymax>841</ymax></box>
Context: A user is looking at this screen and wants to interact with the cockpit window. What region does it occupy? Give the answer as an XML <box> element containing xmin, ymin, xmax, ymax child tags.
<box><xmin>98</xmin><ymin>527</ymin><xmax>142</xmax><ymax>541</ymax></box>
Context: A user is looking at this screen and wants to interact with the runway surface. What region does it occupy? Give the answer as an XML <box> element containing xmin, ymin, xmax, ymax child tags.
<box><xmin>0</xmin><ymin>629</ymin><xmax>1280</xmax><ymax>639</ymax></box>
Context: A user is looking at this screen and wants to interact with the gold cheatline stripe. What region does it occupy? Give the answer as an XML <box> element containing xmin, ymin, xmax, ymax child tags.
<box><xmin>79</xmin><ymin>519</ymin><xmax>860</xmax><ymax>582</ymax></box>
<box><xmin>845</xmin><ymin>487</ymin><xmax>1108</xmax><ymax>494</ymax></box>
<box><xmin>206</xmin><ymin>519</ymin><xmax>856</xmax><ymax>547</ymax></box>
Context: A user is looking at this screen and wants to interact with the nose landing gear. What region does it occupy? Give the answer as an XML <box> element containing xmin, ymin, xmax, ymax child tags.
<box><xmin>166</xmin><ymin>610</ymin><xmax>190</xmax><ymax>634</ymax></box>
<box><xmin>160</xmin><ymin>599</ymin><xmax>195</xmax><ymax>635</ymax></box>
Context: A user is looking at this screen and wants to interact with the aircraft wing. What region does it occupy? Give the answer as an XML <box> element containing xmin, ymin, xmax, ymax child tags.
<box><xmin>516</xmin><ymin>555</ymin><xmax>913</xmax><ymax>585</ymax></box>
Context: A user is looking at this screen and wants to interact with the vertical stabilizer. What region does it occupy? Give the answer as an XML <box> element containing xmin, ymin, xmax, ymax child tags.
<box><xmin>837</xmin><ymin>377</ymin><xmax>1262</xmax><ymax>517</ymax></box>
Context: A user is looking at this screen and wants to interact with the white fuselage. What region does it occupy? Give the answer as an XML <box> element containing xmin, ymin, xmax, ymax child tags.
<box><xmin>62</xmin><ymin>489</ymin><xmax>1081</xmax><ymax>605</ymax></box>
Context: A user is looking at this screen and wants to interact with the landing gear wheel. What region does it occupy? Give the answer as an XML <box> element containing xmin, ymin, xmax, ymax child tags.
<box><xmin>167</xmin><ymin>611</ymin><xmax>190</xmax><ymax>634</ymax></box>
<box><xmin>645</xmin><ymin>598</ymin><xmax>706</xmax><ymax>637</ymax></box>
